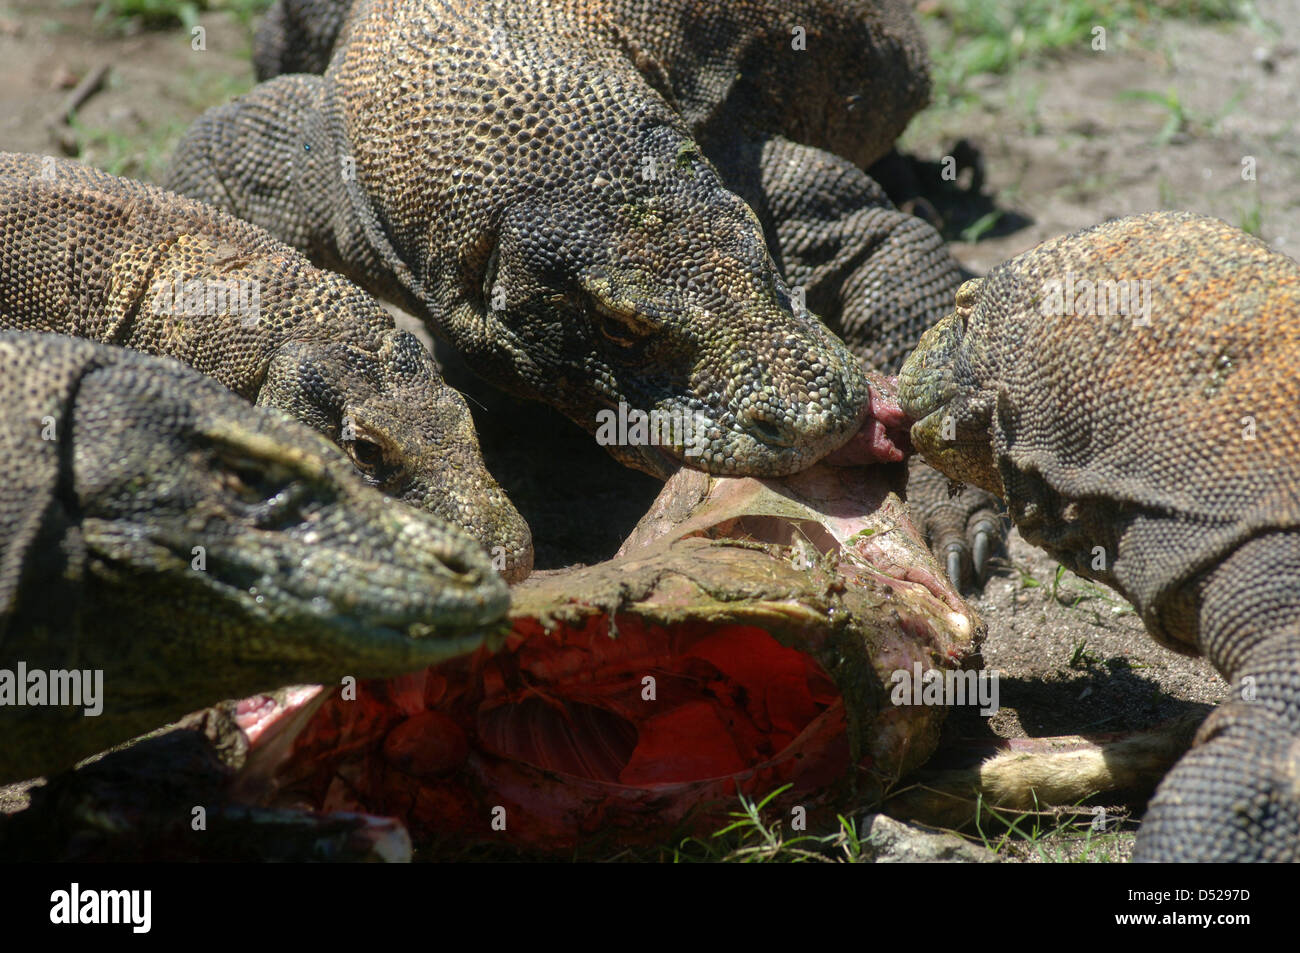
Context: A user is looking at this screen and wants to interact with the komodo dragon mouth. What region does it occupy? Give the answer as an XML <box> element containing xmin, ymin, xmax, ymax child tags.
<box><xmin>212</xmin><ymin>462</ymin><xmax>981</xmax><ymax>851</ymax></box>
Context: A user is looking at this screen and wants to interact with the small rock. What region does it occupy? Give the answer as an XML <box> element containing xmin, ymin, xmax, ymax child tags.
<box><xmin>50</xmin><ymin>66</ymin><xmax>78</xmax><ymax>91</ymax></box>
<box><xmin>858</xmin><ymin>814</ymin><xmax>998</xmax><ymax>863</ymax></box>
<box><xmin>1253</xmin><ymin>44</ymin><xmax>1296</xmax><ymax>73</ymax></box>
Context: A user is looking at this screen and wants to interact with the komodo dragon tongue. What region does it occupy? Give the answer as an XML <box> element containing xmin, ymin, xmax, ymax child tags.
<box><xmin>105</xmin><ymin>459</ymin><xmax>980</xmax><ymax>854</ymax></box>
<box><xmin>0</xmin><ymin>332</ymin><xmax>509</xmax><ymax>785</ymax></box>
<box><xmin>821</xmin><ymin>371</ymin><xmax>913</xmax><ymax>466</ymax></box>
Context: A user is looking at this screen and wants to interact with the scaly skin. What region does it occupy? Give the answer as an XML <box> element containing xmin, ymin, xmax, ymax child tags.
<box><xmin>0</xmin><ymin>153</ymin><xmax>531</xmax><ymax>580</ymax></box>
<box><xmin>0</xmin><ymin>331</ymin><xmax>510</xmax><ymax>784</ymax></box>
<box><xmin>172</xmin><ymin>0</ymin><xmax>1002</xmax><ymax>583</ymax></box>
<box><xmin>898</xmin><ymin>211</ymin><xmax>1300</xmax><ymax>861</ymax></box>
<box><xmin>165</xmin><ymin>0</ymin><xmax>916</xmax><ymax>479</ymax></box>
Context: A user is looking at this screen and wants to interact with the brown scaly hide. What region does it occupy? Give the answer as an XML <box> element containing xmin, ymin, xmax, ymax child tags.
<box><xmin>900</xmin><ymin>211</ymin><xmax>1300</xmax><ymax>861</ymax></box>
<box><xmin>0</xmin><ymin>152</ymin><xmax>531</xmax><ymax>579</ymax></box>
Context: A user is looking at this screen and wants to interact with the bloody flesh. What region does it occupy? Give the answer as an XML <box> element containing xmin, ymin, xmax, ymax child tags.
<box><xmin>227</xmin><ymin>465</ymin><xmax>980</xmax><ymax>851</ymax></box>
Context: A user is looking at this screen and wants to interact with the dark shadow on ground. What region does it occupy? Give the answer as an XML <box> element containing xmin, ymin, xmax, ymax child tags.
<box><xmin>869</xmin><ymin>143</ymin><xmax>1034</xmax><ymax>244</ymax></box>
<box><xmin>433</xmin><ymin>341</ymin><xmax>662</xmax><ymax>570</ymax></box>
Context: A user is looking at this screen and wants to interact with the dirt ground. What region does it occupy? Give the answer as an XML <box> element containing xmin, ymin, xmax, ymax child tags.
<box><xmin>907</xmin><ymin>1</ymin><xmax>1299</xmax><ymax>269</ymax></box>
<box><xmin>3</xmin><ymin>0</ymin><xmax>1297</xmax><ymax>858</ymax></box>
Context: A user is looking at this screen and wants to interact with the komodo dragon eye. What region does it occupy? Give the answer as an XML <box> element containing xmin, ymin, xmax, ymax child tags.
<box><xmin>340</xmin><ymin>421</ymin><xmax>397</xmax><ymax>483</ymax></box>
<box><xmin>216</xmin><ymin>450</ymin><xmax>295</xmax><ymax>505</ymax></box>
<box><xmin>349</xmin><ymin>439</ymin><xmax>384</xmax><ymax>468</ymax></box>
<box><xmin>590</xmin><ymin>298</ymin><xmax>659</xmax><ymax>348</ymax></box>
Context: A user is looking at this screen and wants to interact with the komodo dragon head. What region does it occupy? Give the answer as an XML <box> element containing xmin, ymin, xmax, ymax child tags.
<box><xmin>256</xmin><ymin>326</ymin><xmax>534</xmax><ymax>580</ymax></box>
<box><xmin>0</xmin><ymin>332</ymin><xmax>510</xmax><ymax>783</ymax></box>
<box><xmin>462</xmin><ymin>123</ymin><xmax>875</xmax><ymax>479</ymax></box>
<box><xmin>167</xmin><ymin>0</ymin><xmax>878</xmax><ymax>479</ymax></box>
<box><xmin>895</xmin><ymin>277</ymin><xmax>1002</xmax><ymax>494</ymax></box>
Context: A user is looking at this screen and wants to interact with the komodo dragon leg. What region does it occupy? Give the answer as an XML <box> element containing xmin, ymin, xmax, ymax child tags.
<box><xmin>253</xmin><ymin>0</ymin><xmax>353</xmax><ymax>80</ymax></box>
<box><xmin>1134</xmin><ymin>534</ymin><xmax>1300</xmax><ymax>862</ymax></box>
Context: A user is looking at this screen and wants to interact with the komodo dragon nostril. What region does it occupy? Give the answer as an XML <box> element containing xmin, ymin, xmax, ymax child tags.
<box><xmin>739</xmin><ymin>409</ymin><xmax>798</xmax><ymax>448</ymax></box>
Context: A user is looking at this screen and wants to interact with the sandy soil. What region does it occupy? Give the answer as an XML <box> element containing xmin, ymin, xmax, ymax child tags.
<box><xmin>945</xmin><ymin>4</ymin><xmax>1297</xmax><ymax>267</ymax></box>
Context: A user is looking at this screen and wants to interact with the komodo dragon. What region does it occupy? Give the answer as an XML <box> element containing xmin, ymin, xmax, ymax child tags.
<box><xmin>0</xmin><ymin>152</ymin><xmax>531</xmax><ymax>581</ymax></box>
<box><xmin>0</xmin><ymin>331</ymin><xmax>510</xmax><ymax>785</ymax></box>
<box><xmin>898</xmin><ymin>211</ymin><xmax>1300</xmax><ymax>862</ymax></box>
<box><xmin>167</xmin><ymin>0</ymin><xmax>1003</xmax><ymax>584</ymax></box>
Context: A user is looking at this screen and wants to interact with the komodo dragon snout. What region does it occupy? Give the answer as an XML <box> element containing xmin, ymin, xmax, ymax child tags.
<box><xmin>897</xmin><ymin>277</ymin><xmax>1002</xmax><ymax>494</ymax></box>
<box><xmin>1</xmin><ymin>332</ymin><xmax>511</xmax><ymax>784</ymax></box>
<box><xmin>474</xmin><ymin>130</ymin><xmax>873</xmax><ymax>478</ymax></box>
